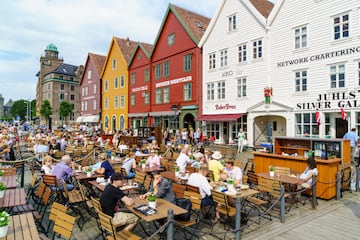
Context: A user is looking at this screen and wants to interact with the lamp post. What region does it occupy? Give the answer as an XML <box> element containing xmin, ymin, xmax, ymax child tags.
<box><xmin>171</xmin><ymin>104</ymin><xmax>179</xmax><ymax>130</ymax></box>
<box><xmin>24</xmin><ymin>100</ymin><xmax>31</xmax><ymax>122</ymax></box>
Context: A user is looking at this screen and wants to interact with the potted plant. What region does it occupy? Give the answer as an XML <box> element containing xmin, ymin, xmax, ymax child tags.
<box><xmin>147</xmin><ymin>194</ymin><xmax>157</xmax><ymax>209</ymax></box>
<box><xmin>269</xmin><ymin>165</ymin><xmax>275</xmax><ymax>177</ymax></box>
<box><xmin>85</xmin><ymin>167</ymin><xmax>92</xmax><ymax>177</ymax></box>
<box><xmin>0</xmin><ymin>170</ymin><xmax>3</xmax><ymax>182</ymax></box>
<box><xmin>141</xmin><ymin>159</ymin><xmax>146</xmax><ymax>169</ymax></box>
<box><xmin>0</xmin><ymin>211</ymin><xmax>9</xmax><ymax>237</ymax></box>
<box><xmin>111</xmin><ymin>152</ymin><xmax>116</xmax><ymax>161</ymax></box>
<box><xmin>175</xmin><ymin>166</ymin><xmax>180</xmax><ymax>177</ymax></box>
<box><xmin>227</xmin><ymin>177</ymin><xmax>235</xmax><ymax>190</ymax></box>
<box><xmin>0</xmin><ymin>183</ymin><xmax>6</xmax><ymax>198</ymax></box>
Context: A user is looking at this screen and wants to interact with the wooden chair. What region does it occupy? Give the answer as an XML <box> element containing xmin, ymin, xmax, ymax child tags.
<box><xmin>186</xmin><ymin>184</ymin><xmax>200</xmax><ymax>193</ymax></box>
<box><xmin>143</xmin><ymin>175</ymin><xmax>152</xmax><ymax>192</ymax></box>
<box><xmin>234</xmin><ymin>160</ymin><xmax>242</xmax><ymax>169</ymax></box>
<box><xmin>0</xmin><ymin>167</ymin><xmax>16</xmax><ymax>176</ymax></box>
<box><xmin>113</xmin><ymin>230</ymin><xmax>142</xmax><ymax>240</ymax></box>
<box><xmin>172</xmin><ymin>182</ymin><xmax>186</xmax><ymax>198</ymax></box>
<box><xmin>207</xmin><ymin>170</ymin><xmax>215</xmax><ymax>182</ymax></box>
<box><xmin>247</xmin><ymin>171</ymin><xmax>258</xmax><ymax>189</ymax></box>
<box><xmin>211</xmin><ymin>190</ymin><xmax>236</xmax><ymax>231</ymax></box>
<box><xmin>80</xmin><ymin>158</ymin><xmax>89</xmax><ymax>167</ymax></box>
<box><xmin>47</xmin><ymin>202</ymin><xmax>68</xmax><ymax>233</ymax></box>
<box><xmin>243</xmin><ymin>158</ymin><xmax>254</xmax><ymax>175</ymax></box>
<box><xmin>274</xmin><ymin>166</ymin><xmax>291</xmax><ymax>176</ymax></box>
<box><xmin>54</xmin><ymin>151</ymin><xmax>65</xmax><ymax>158</ymax></box>
<box><xmin>242</xmin><ymin>175</ymin><xmax>248</xmax><ymax>185</ymax></box>
<box><xmin>42</xmin><ymin>175</ymin><xmax>64</xmax><ymax>202</ymax></box>
<box><xmin>52</xmin><ymin>211</ymin><xmax>76</xmax><ymax>239</ymax></box>
<box><xmin>73</xmin><ymin>149</ymin><xmax>82</xmax><ymax>157</ymax></box>
<box><xmin>113</xmin><ymin>164</ymin><xmax>121</xmax><ymax>173</ymax></box>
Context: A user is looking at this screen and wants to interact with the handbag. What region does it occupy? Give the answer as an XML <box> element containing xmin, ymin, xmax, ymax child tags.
<box><xmin>174</xmin><ymin>198</ymin><xmax>192</xmax><ymax>221</ymax></box>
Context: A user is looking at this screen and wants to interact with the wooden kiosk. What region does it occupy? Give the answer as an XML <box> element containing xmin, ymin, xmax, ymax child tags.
<box><xmin>253</xmin><ymin>136</ymin><xmax>350</xmax><ymax>200</ymax></box>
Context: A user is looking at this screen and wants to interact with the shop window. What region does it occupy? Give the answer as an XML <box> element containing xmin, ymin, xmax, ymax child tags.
<box><xmin>295</xmin><ymin>113</ymin><xmax>319</xmax><ymax>137</ymax></box>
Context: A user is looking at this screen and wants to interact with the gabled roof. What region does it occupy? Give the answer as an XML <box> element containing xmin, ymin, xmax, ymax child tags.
<box><xmin>88</xmin><ymin>53</ymin><xmax>106</xmax><ymax>74</ymax></box>
<box><xmin>150</xmin><ymin>3</ymin><xmax>210</xmax><ymax>56</ymax></box>
<box><xmin>46</xmin><ymin>63</ymin><xmax>78</xmax><ymax>77</ymax></box>
<box><xmin>199</xmin><ymin>0</ymin><xmax>274</xmax><ymax>47</ymax></box>
<box><xmin>114</xmin><ymin>37</ymin><xmax>138</xmax><ymax>64</ymax></box>
<box><xmin>128</xmin><ymin>42</ymin><xmax>153</xmax><ymax>67</ymax></box>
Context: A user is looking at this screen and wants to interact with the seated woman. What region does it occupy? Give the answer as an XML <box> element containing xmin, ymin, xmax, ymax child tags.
<box><xmin>122</xmin><ymin>152</ymin><xmax>136</xmax><ymax>179</ymax></box>
<box><xmin>146</xmin><ymin>150</ymin><xmax>160</xmax><ymax>168</ymax></box>
<box><xmin>41</xmin><ymin>155</ymin><xmax>54</xmax><ymax>174</ymax></box>
<box><xmin>139</xmin><ymin>171</ymin><xmax>175</xmax><ymax>203</ymax></box>
<box><xmin>148</xmin><ymin>140</ymin><xmax>159</xmax><ymax>151</ymax></box>
<box><xmin>299</xmin><ymin>157</ymin><xmax>318</xmax><ymax>189</ymax></box>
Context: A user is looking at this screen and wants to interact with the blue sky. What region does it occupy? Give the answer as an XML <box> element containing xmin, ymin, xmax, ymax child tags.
<box><xmin>0</xmin><ymin>0</ymin><xmax>275</xmax><ymax>104</ymax></box>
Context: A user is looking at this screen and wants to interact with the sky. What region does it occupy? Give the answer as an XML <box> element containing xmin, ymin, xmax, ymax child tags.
<box><xmin>0</xmin><ymin>0</ymin><xmax>275</xmax><ymax>104</ymax></box>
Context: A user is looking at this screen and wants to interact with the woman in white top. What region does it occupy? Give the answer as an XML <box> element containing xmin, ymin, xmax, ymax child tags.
<box><xmin>237</xmin><ymin>129</ymin><xmax>246</xmax><ymax>153</ymax></box>
<box><xmin>41</xmin><ymin>155</ymin><xmax>54</xmax><ymax>174</ymax></box>
<box><xmin>299</xmin><ymin>157</ymin><xmax>318</xmax><ymax>188</ymax></box>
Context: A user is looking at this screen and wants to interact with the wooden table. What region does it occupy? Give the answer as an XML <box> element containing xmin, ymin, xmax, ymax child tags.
<box><xmin>74</xmin><ymin>173</ymin><xmax>104</xmax><ymax>181</ymax></box>
<box><xmin>2</xmin><ymin>213</ymin><xmax>40</xmax><ymax>240</ymax></box>
<box><xmin>128</xmin><ymin>198</ymin><xmax>187</xmax><ymax>222</ymax></box>
<box><xmin>160</xmin><ymin>171</ymin><xmax>187</xmax><ymax>184</ymax></box>
<box><xmin>135</xmin><ymin>166</ymin><xmax>164</xmax><ymax>174</ymax></box>
<box><xmin>2</xmin><ymin>176</ymin><xmax>16</xmax><ymax>189</ymax></box>
<box><xmin>0</xmin><ymin>188</ymin><xmax>26</xmax><ymax>208</ymax></box>
<box><xmin>88</xmin><ymin>180</ymin><xmax>138</xmax><ymax>193</ymax></box>
<box><xmin>257</xmin><ymin>172</ymin><xmax>303</xmax><ymax>185</ymax></box>
<box><xmin>222</xmin><ymin>188</ymin><xmax>259</xmax><ymax>199</ymax></box>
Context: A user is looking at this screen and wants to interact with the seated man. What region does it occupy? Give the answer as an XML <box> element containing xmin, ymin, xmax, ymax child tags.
<box><xmin>94</xmin><ymin>153</ymin><xmax>115</xmax><ymax>179</ymax></box>
<box><xmin>122</xmin><ymin>152</ymin><xmax>136</xmax><ymax>179</ymax></box>
<box><xmin>221</xmin><ymin>159</ymin><xmax>242</xmax><ymax>185</ymax></box>
<box><xmin>52</xmin><ymin>154</ymin><xmax>75</xmax><ymax>191</ymax></box>
<box><xmin>187</xmin><ymin>166</ymin><xmax>214</xmax><ymax>209</ymax></box>
<box><xmin>176</xmin><ymin>144</ymin><xmax>191</xmax><ymax>173</ymax></box>
<box><xmin>100</xmin><ymin>172</ymin><xmax>138</xmax><ymax>230</ymax></box>
<box><xmin>140</xmin><ymin>171</ymin><xmax>175</xmax><ymax>203</ymax></box>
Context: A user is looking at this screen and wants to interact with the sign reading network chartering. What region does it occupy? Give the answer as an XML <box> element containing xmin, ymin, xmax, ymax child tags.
<box><xmin>277</xmin><ymin>46</ymin><xmax>360</xmax><ymax>68</ymax></box>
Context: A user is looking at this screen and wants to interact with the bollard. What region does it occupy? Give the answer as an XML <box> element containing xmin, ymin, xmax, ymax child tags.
<box><xmin>167</xmin><ymin>209</ymin><xmax>174</xmax><ymax>240</ymax></box>
<box><xmin>356</xmin><ymin>167</ymin><xmax>359</xmax><ymax>192</ymax></box>
<box><xmin>235</xmin><ymin>197</ymin><xmax>241</xmax><ymax>240</ymax></box>
<box><xmin>336</xmin><ymin>172</ymin><xmax>341</xmax><ymax>200</ymax></box>
<box><xmin>311</xmin><ymin>175</ymin><xmax>317</xmax><ymax>208</ymax></box>
<box><xmin>20</xmin><ymin>161</ymin><xmax>25</xmax><ymax>188</ymax></box>
<box><xmin>280</xmin><ymin>185</ymin><xmax>285</xmax><ymax>223</ymax></box>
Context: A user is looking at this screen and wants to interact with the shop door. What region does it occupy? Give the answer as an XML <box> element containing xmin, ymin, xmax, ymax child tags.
<box><xmin>223</xmin><ymin>122</ymin><xmax>229</xmax><ymax>144</ymax></box>
<box><xmin>336</xmin><ymin>118</ymin><xmax>348</xmax><ymax>138</ymax></box>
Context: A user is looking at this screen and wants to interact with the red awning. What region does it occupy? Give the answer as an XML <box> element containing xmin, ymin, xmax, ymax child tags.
<box><xmin>196</xmin><ymin>114</ymin><xmax>244</xmax><ymax>121</ymax></box>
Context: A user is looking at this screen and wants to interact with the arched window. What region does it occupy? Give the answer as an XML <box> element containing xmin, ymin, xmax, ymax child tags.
<box><xmin>112</xmin><ymin>115</ymin><xmax>117</xmax><ymax>131</ymax></box>
<box><xmin>120</xmin><ymin>115</ymin><xmax>125</xmax><ymax>130</ymax></box>
<box><xmin>104</xmin><ymin>116</ymin><xmax>109</xmax><ymax>128</ymax></box>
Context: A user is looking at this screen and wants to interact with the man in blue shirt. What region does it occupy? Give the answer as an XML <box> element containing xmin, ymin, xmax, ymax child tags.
<box><xmin>343</xmin><ymin>128</ymin><xmax>358</xmax><ymax>164</ymax></box>
<box><xmin>94</xmin><ymin>153</ymin><xmax>114</xmax><ymax>179</ymax></box>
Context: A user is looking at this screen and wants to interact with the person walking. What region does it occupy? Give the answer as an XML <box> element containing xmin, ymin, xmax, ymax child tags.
<box><xmin>343</xmin><ymin>128</ymin><xmax>358</xmax><ymax>165</ymax></box>
<box><xmin>237</xmin><ymin>129</ymin><xmax>246</xmax><ymax>153</ymax></box>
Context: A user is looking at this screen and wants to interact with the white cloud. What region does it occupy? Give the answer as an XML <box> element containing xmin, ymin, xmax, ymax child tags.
<box><xmin>0</xmin><ymin>0</ymin><xmax>220</xmax><ymax>102</ymax></box>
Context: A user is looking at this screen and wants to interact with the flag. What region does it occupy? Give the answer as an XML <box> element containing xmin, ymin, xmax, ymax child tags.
<box><xmin>315</xmin><ymin>110</ymin><xmax>321</xmax><ymax>125</ymax></box>
<box><xmin>341</xmin><ymin>107</ymin><xmax>348</xmax><ymax>121</ymax></box>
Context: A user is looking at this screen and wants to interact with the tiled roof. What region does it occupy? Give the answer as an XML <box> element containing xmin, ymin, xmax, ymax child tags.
<box><xmin>114</xmin><ymin>37</ymin><xmax>138</xmax><ymax>64</ymax></box>
<box><xmin>141</xmin><ymin>42</ymin><xmax>153</xmax><ymax>57</ymax></box>
<box><xmin>88</xmin><ymin>53</ymin><xmax>106</xmax><ymax>74</ymax></box>
<box><xmin>250</xmin><ymin>0</ymin><xmax>274</xmax><ymax>18</ymax></box>
<box><xmin>171</xmin><ymin>4</ymin><xmax>210</xmax><ymax>42</ymax></box>
<box><xmin>51</xmin><ymin>63</ymin><xmax>78</xmax><ymax>76</ymax></box>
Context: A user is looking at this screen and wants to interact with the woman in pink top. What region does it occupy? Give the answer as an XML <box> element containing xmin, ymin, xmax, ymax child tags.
<box><xmin>146</xmin><ymin>150</ymin><xmax>160</xmax><ymax>168</ymax></box>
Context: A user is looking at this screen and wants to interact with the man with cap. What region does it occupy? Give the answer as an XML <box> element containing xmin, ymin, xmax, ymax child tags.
<box><xmin>208</xmin><ymin>151</ymin><xmax>224</xmax><ymax>182</ymax></box>
<box><xmin>100</xmin><ymin>172</ymin><xmax>138</xmax><ymax>230</ymax></box>
<box><xmin>94</xmin><ymin>153</ymin><xmax>115</xmax><ymax>179</ymax></box>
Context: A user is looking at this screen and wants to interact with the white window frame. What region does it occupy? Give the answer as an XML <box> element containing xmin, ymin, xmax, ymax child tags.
<box><xmin>112</xmin><ymin>59</ymin><xmax>116</xmax><ymax>69</ymax></box>
<box><xmin>87</xmin><ymin>70</ymin><xmax>92</xmax><ymax>80</ymax></box>
<box><xmin>93</xmin><ymin>100</ymin><xmax>96</xmax><ymax>110</ymax></box>
<box><xmin>82</xmin><ymin>88</ymin><xmax>85</xmax><ymax>96</ymax></box>
<box><xmin>330</xmin><ymin>64</ymin><xmax>345</xmax><ymax>88</ymax></box>
<box><xmin>228</xmin><ymin>14</ymin><xmax>237</xmax><ymax>31</ymax></box>
<box><xmin>81</xmin><ymin>101</ymin><xmax>84</xmax><ymax>111</ymax></box>
<box><xmin>237</xmin><ymin>77</ymin><xmax>247</xmax><ymax>97</ymax></box>
<box><xmin>144</xmin><ymin>92</ymin><xmax>150</xmax><ymax>105</ymax></box>
<box><xmin>120</xmin><ymin>95</ymin><xmax>125</xmax><ymax>109</ymax></box>
<box><xmin>238</xmin><ymin>44</ymin><xmax>247</xmax><ymax>63</ymax></box>
<box><xmin>94</xmin><ymin>84</ymin><xmax>97</xmax><ymax>94</ymax></box>
<box><xmin>120</xmin><ymin>76</ymin><xmax>125</xmax><ymax>88</ymax></box>
<box><xmin>252</xmin><ymin>39</ymin><xmax>263</xmax><ymax>59</ymax></box>
<box><xmin>156</xmin><ymin>89</ymin><xmax>162</xmax><ymax>104</ymax></box>
<box><xmin>155</xmin><ymin>64</ymin><xmax>161</xmax><ymax>80</ymax></box>
<box><xmin>207</xmin><ymin>83</ymin><xmax>214</xmax><ymax>100</ymax></box>
<box><xmin>104</xmin><ymin>80</ymin><xmax>109</xmax><ymax>91</ymax></box>
<box><xmin>294</xmin><ymin>25</ymin><xmax>307</xmax><ymax>49</ymax></box>
<box><xmin>217</xmin><ymin>81</ymin><xmax>226</xmax><ymax>100</ymax></box>
<box><xmin>104</xmin><ymin>98</ymin><xmax>109</xmax><ymax>110</ymax></box>
<box><xmin>220</xmin><ymin>49</ymin><xmax>228</xmax><ymax>67</ymax></box>
<box><xmin>295</xmin><ymin>70</ymin><xmax>307</xmax><ymax>92</ymax></box>
<box><xmin>295</xmin><ymin>113</ymin><xmax>319</xmax><ymax>138</ymax></box>
<box><xmin>85</xmin><ymin>87</ymin><xmax>88</xmax><ymax>96</ymax></box>
<box><xmin>114</xmin><ymin>77</ymin><xmax>119</xmax><ymax>89</ymax></box>
<box><xmin>84</xmin><ymin>101</ymin><xmax>88</xmax><ymax>111</ymax></box>
<box><xmin>130</xmin><ymin>73</ymin><xmax>136</xmax><ymax>85</ymax></box>
<box><xmin>163</xmin><ymin>87</ymin><xmax>170</xmax><ymax>103</ymax></box>
<box><xmin>164</xmin><ymin>62</ymin><xmax>170</xmax><ymax>77</ymax></box>
<box><xmin>184</xmin><ymin>83</ymin><xmax>192</xmax><ymax>101</ymax></box>
<box><xmin>209</xmin><ymin>53</ymin><xmax>216</xmax><ymax>70</ymax></box>
<box><xmin>114</xmin><ymin>96</ymin><xmax>119</xmax><ymax>109</ymax></box>
<box><xmin>144</xmin><ymin>69</ymin><xmax>150</xmax><ymax>82</ymax></box>
<box><xmin>130</xmin><ymin>94</ymin><xmax>135</xmax><ymax>106</ymax></box>
<box><xmin>333</xmin><ymin>13</ymin><xmax>349</xmax><ymax>40</ymax></box>
<box><xmin>168</xmin><ymin>33</ymin><xmax>175</xmax><ymax>46</ymax></box>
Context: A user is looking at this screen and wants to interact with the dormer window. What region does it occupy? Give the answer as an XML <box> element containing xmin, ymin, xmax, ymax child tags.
<box><xmin>228</xmin><ymin>14</ymin><xmax>237</xmax><ymax>31</ymax></box>
<box><xmin>168</xmin><ymin>33</ymin><xmax>175</xmax><ymax>46</ymax></box>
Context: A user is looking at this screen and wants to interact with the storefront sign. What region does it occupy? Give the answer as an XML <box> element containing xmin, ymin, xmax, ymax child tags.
<box><xmin>296</xmin><ymin>90</ymin><xmax>360</xmax><ymax>110</ymax></box>
<box><xmin>132</xmin><ymin>86</ymin><xmax>148</xmax><ymax>92</ymax></box>
<box><xmin>155</xmin><ymin>76</ymin><xmax>192</xmax><ymax>88</ymax></box>
<box><xmin>277</xmin><ymin>46</ymin><xmax>360</xmax><ymax>68</ymax></box>
<box><xmin>222</xmin><ymin>71</ymin><xmax>233</xmax><ymax>77</ymax></box>
<box><xmin>215</xmin><ymin>104</ymin><xmax>236</xmax><ymax>110</ymax></box>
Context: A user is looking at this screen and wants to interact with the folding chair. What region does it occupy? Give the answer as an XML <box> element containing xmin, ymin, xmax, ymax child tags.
<box><xmin>211</xmin><ymin>190</ymin><xmax>236</xmax><ymax>233</ymax></box>
<box><xmin>172</xmin><ymin>182</ymin><xmax>186</xmax><ymax>198</ymax></box>
<box><xmin>52</xmin><ymin>211</ymin><xmax>76</xmax><ymax>239</ymax></box>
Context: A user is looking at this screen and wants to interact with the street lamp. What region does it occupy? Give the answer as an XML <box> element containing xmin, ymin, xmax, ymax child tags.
<box><xmin>24</xmin><ymin>100</ymin><xmax>31</xmax><ymax>122</ymax></box>
<box><xmin>171</xmin><ymin>104</ymin><xmax>179</xmax><ymax>129</ymax></box>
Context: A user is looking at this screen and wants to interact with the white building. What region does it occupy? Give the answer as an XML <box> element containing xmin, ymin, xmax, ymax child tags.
<box><xmin>199</xmin><ymin>0</ymin><xmax>360</xmax><ymax>147</ymax></box>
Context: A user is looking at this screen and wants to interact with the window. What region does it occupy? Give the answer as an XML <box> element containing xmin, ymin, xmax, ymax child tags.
<box><xmin>220</xmin><ymin>49</ymin><xmax>228</xmax><ymax>67</ymax></box>
<box><xmin>295</xmin><ymin>70</ymin><xmax>307</xmax><ymax>92</ymax></box>
<box><xmin>70</xmin><ymin>86</ymin><xmax>74</xmax><ymax>91</ymax></box>
<box><xmin>207</xmin><ymin>83</ymin><xmax>215</xmax><ymax>100</ymax></box>
<box><xmin>130</xmin><ymin>94</ymin><xmax>135</xmax><ymax>106</ymax></box>
<box><xmin>114</xmin><ymin>96</ymin><xmax>119</xmax><ymax>109</ymax></box>
<box><xmin>184</xmin><ymin>83</ymin><xmax>192</xmax><ymax>101</ymax></box>
<box><xmin>104</xmin><ymin>116</ymin><xmax>109</xmax><ymax>129</ymax></box>
<box><xmin>104</xmin><ymin>98</ymin><xmax>109</xmax><ymax>109</ymax></box>
<box><xmin>295</xmin><ymin>113</ymin><xmax>319</xmax><ymax>137</ymax></box>
<box><xmin>209</xmin><ymin>53</ymin><xmax>216</xmax><ymax>70</ymax></box>
<box><xmin>155</xmin><ymin>64</ymin><xmax>161</xmax><ymax>80</ymax></box>
<box><xmin>112</xmin><ymin>116</ymin><xmax>117</xmax><ymax>131</ymax></box>
<box><xmin>47</xmin><ymin>93</ymin><xmax>50</xmax><ymax>99</ymax></box>
<box><xmin>228</xmin><ymin>14</ymin><xmax>236</xmax><ymax>31</ymax></box>
<box><xmin>184</xmin><ymin>54</ymin><xmax>192</xmax><ymax>72</ymax></box>
<box><xmin>82</xmin><ymin>88</ymin><xmax>84</xmax><ymax>96</ymax></box>
<box><xmin>84</xmin><ymin>101</ymin><xmax>87</xmax><ymax>111</ymax></box>
<box><xmin>93</xmin><ymin>100</ymin><xmax>96</xmax><ymax>110</ymax></box>
<box><xmin>163</xmin><ymin>62</ymin><xmax>170</xmax><ymax>77</ymax></box>
<box><xmin>358</xmin><ymin>62</ymin><xmax>360</xmax><ymax>86</ymax></box>
<box><xmin>237</xmin><ymin>77</ymin><xmax>247</xmax><ymax>97</ymax></box>
<box><xmin>156</xmin><ymin>89</ymin><xmax>162</xmax><ymax>104</ymax></box>
<box><xmin>144</xmin><ymin>92</ymin><xmax>150</xmax><ymax>104</ymax></box>
<box><xmin>144</xmin><ymin>69</ymin><xmax>150</xmax><ymax>82</ymax></box>
<box><xmin>48</xmin><ymin>83</ymin><xmax>50</xmax><ymax>90</ymax></box>
<box><xmin>85</xmin><ymin>87</ymin><xmax>88</xmax><ymax>96</ymax></box>
<box><xmin>207</xmin><ymin>123</ymin><xmax>220</xmax><ymax>139</ymax></box>
<box><xmin>330</xmin><ymin>64</ymin><xmax>345</xmax><ymax>88</ymax></box>
<box><xmin>252</xmin><ymin>39</ymin><xmax>263</xmax><ymax>59</ymax></box>
<box><xmin>238</xmin><ymin>44</ymin><xmax>247</xmax><ymax>63</ymax></box>
<box><xmin>295</xmin><ymin>26</ymin><xmax>307</xmax><ymax>49</ymax></box>
<box><xmin>70</xmin><ymin>94</ymin><xmax>75</xmax><ymax>101</ymax></box>
<box><xmin>60</xmin><ymin>84</ymin><xmax>64</xmax><ymax>90</ymax></box>
<box><xmin>120</xmin><ymin>96</ymin><xmax>125</xmax><ymax>108</ymax></box>
<box><xmin>120</xmin><ymin>116</ymin><xmax>125</xmax><ymax>130</ymax></box>
<box><xmin>60</xmin><ymin>93</ymin><xmax>64</xmax><ymax>100</ymax></box>
<box><xmin>163</xmin><ymin>87</ymin><xmax>170</xmax><ymax>103</ymax></box>
<box><xmin>130</xmin><ymin>73</ymin><xmax>136</xmax><ymax>85</ymax></box>
<box><xmin>356</xmin><ymin>112</ymin><xmax>360</xmax><ymax>136</ymax></box>
<box><xmin>94</xmin><ymin>84</ymin><xmax>97</xmax><ymax>94</ymax></box>
<box><xmin>81</xmin><ymin>102</ymin><xmax>84</xmax><ymax>111</ymax></box>
<box><xmin>112</xmin><ymin>59</ymin><xmax>116</xmax><ymax>69</ymax></box>
<box><xmin>114</xmin><ymin>77</ymin><xmax>119</xmax><ymax>88</ymax></box>
<box><xmin>120</xmin><ymin>76</ymin><xmax>125</xmax><ymax>88</ymax></box>
<box><xmin>168</xmin><ymin>33</ymin><xmax>175</xmax><ymax>46</ymax></box>
<box><xmin>87</xmin><ymin>70</ymin><xmax>92</xmax><ymax>79</ymax></box>
<box><xmin>104</xmin><ymin>80</ymin><xmax>109</xmax><ymax>91</ymax></box>
<box><xmin>333</xmin><ymin>13</ymin><xmax>349</xmax><ymax>40</ymax></box>
<box><xmin>217</xmin><ymin>81</ymin><xmax>225</xmax><ymax>99</ymax></box>
<box><xmin>232</xmin><ymin>116</ymin><xmax>247</xmax><ymax>141</ymax></box>
<box><xmin>70</xmin><ymin>113</ymin><xmax>75</xmax><ymax>121</ymax></box>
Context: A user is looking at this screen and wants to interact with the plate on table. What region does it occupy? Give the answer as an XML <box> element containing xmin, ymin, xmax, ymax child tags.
<box><xmin>241</xmin><ymin>184</ymin><xmax>249</xmax><ymax>190</ymax></box>
<box><xmin>96</xmin><ymin>177</ymin><xmax>105</xmax><ymax>183</ymax></box>
<box><xmin>75</xmin><ymin>170</ymin><xmax>82</xmax><ymax>173</ymax></box>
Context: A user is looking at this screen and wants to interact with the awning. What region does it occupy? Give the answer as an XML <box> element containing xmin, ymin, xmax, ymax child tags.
<box><xmin>196</xmin><ymin>113</ymin><xmax>244</xmax><ymax>122</ymax></box>
<box><xmin>76</xmin><ymin>116</ymin><xmax>85</xmax><ymax>123</ymax></box>
<box><xmin>128</xmin><ymin>113</ymin><xmax>149</xmax><ymax>117</ymax></box>
<box><xmin>83</xmin><ymin>115</ymin><xmax>100</xmax><ymax>123</ymax></box>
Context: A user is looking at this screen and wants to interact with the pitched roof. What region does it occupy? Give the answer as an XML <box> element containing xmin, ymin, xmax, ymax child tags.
<box><xmin>171</xmin><ymin>4</ymin><xmax>211</xmax><ymax>42</ymax></box>
<box><xmin>114</xmin><ymin>37</ymin><xmax>138</xmax><ymax>64</ymax></box>
<box><xmin>88</xmin><ymin>53</ymin><xmax>106</xmax><ymax>74</ymax></box>
<box><xmin>49</xmin><ymin>63</ymin><xmax>78</xmax><ymax>76</ymax></box>
<box><xmin>141</xmin><ymin>42</ymin><xmax>153</xmax><ymax>57</ymax></box>
<box><xmin>250</xmin><ymin>0</ymin><xmax>274</xmax><ymax>18</ymax></box>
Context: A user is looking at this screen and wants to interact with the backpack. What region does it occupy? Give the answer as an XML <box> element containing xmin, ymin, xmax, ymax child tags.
<box><xmin>174</xmin><ymin>198</ymin><xmax>192</xmax><ymax>221</ymax></box>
